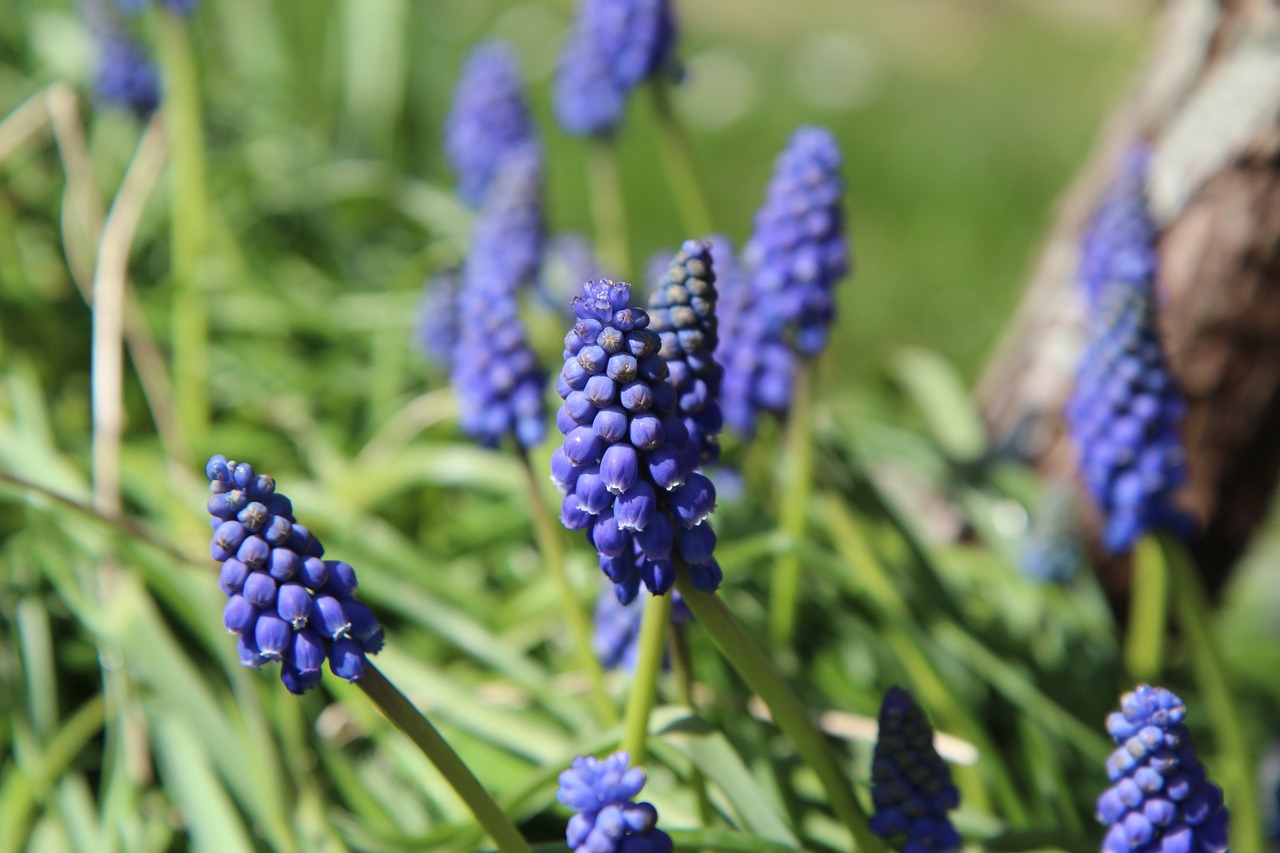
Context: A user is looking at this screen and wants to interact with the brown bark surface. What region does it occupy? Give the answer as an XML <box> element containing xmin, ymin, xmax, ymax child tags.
<box><xmin>977</xmin><ymin>0</ymin><xmax>1280</xmax><ymax>599</ymax></box>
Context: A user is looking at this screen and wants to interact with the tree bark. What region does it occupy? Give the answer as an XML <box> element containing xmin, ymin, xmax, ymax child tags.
<box><xmin>977</xmin><ymin>0</ymin><xmax>1280</xmax><ymax>600</ymax></box>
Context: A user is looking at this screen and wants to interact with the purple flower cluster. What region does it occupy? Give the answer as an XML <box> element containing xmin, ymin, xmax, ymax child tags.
<box><xmin>869</xmin><ymin>687</ymin><xmax>962</xmax><ymax>853</ymax></box>
<box><xmin>1078</xmin><ymin>147</ymin><xmax>1157</xmax><ymax>313</ymax></box>
<box><xmin>445</xmin><ymin>42</ymin><xmax>538</xmax><ymax>209</ymax></box>
<box><xmin>551</xmin><ymin>279</ymin><xmax>721</xmax><ymax>603</ymax></box>
<box><xmin>554</xmin><ymin>0</ymin><xmax>676</xmax><ymax>137</ymax></box>
<box><xmin>451</xmin><ymin>146</ymin><xmax>548</xmax><ymax>449</ymax></box>
<box><xmin>94</xmin><ymin>35</ymin><xmax>160</xmax><ymax>118</ymax></box>
<box><xmin>114</xmin><ymin>0</ymin><xmax>197</xmax><ymax>14</ymax></box>
<box><xmin>206</xmin><ymin>456</ymin><xmax>384</xmax><ymax>694</ymax></box>
<box><xmin>1096</xmin><ymin>685</ymin><xmax>1229</xmax><ymax>853</ymax></box>
<box><xmin>722</xmin><ymin>127</ymin><xmax>849</xmax><ymax>436</ymax></box>
<box><xmin>1066</xmin><ymin>270</ymin><xmax>1191</xmax><ymax>555</ymax></box>
<box><xmin>592</xmin><ymin>584</ymin><xmax>691</xmax><ymax>671</ymax></box>
<box><xmin>648</xmin><ymin>239</ymin><xmax>724</xmax><ymax>466</ymax></box>
<box><xmin>414</xmin><ymin>267</ymin><xmax>460</xmax><ymax>371</ymax></box>
<box><xmin>558</xmin><ymin>751</ymin><xmax>673</xmax><ymax>853</ymax></box>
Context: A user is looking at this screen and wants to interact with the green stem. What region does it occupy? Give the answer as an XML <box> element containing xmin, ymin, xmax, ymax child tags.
<box><xmin>674</xmin><ymin>573</ymin><xmax>885</xmax><ymax>852</ymax></box>
<box><xmin>769</xmin><ymin>365</ymin><xmax>814</xmax><ymax>648</ymax></box>
<box><xmin>671</xmin><ymin>622</ymin><xmax>716</xmax><ymax>827</ymax></box>
<box><xmin>515</xmin><ymin>449</ymin><xmax>618</xmax><ymax>726</ymax></box>
<box><xmin>587</xmin><ymin>139</ymin><xmax>630</xmax><ymax>276</ymax></box>
<box><xmin>153</xmin><ymin>9</ymin><xmax>210</xmax><ymax>445</ymax></box>
<box><xmin>357</xmin><ymin>664</ymin><xmax>534</xmax><ymax>853</ymax></box>
<box><xmin>1125</xmin><ymin>535</ymin><xmax>1168</xmax><ymax>682</ymax></box>
<box><xmin>620</xmin><ymin>592</ymin><xmax>673</xmax><ymax>765</ymax></box>
<box><xmin>1161</xmin><ymin>534</ymin><xmax>1262</xmax><ymax>853</ymax></box>
<box><xmin>648</xmin><ymin>80</ymin><xmax>713</xmax><ymax>237</ymax></box>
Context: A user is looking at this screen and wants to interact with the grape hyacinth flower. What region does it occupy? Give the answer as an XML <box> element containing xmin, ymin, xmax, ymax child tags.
<box><xmin>114</xmin><ymin>0</ymin><xmax>197</xmax><ymax>13</ymax></box>
<box><xmin>721</xmin><ymin>128</ymin><xmax>849</xmax><ymax>436</ymax></box>
<box><xmin>94</xmin><ymin>35</ymin><xmax>161</xmax><ymax>118</ymax></box>
<box><xmin>592</xmin><ymin>584</ymin><xmax>691</xmax><ymax>671</ymax></box>
<box><xmin>551</xmin><ymin>279</ymin><xmax>721</xmax><ymax>603</ymax></box>
<box><xmin>869</xmin><ymin>686</ymin><xmax>962</xmax><ymax>853</ymax></box>
<box><xmin>648</xmin><ymin>239</ymin><xmax>724</xmax><ymax>466</ymax></box>
<box><xmin>1078</xmin><ymin>146</ymin><xmax>1156</xmax><ymax>313</ymax></box>
<box><xmin>415</xmin><ymin>267</ymin><xmax>460</xmax><ymax>371</ymax></box>
<box><xmin>1096</xmin><ymin>685</ymin><xmax>1229</xmax><ymax>853</ymax></box>
<box><xmin>205</xmin><ymin>456</ymin><xmax>384</xmax><ymax>695</ymax></box>
<box><xmin>557</xmin><ymin>751</ymin><xmax>673</xmax><ymax>853</ymax></box>
<box><xmin>554</xmin><ymin>0</ymin><xmax>676</xmax><ymax>137</ymax></box>
<box><xmin>1066</xmin><ymin>232</ymin><xmax>1191</xmax><ymax>553</ymax></box>
<box><xmin>451</xmin><ymin>145</ymin><xmax>547</xmax><ymax>449</ymax></box>
<box><xmin>445</xmin><ymin>41</ymin><xmax>537</xmax><ymax>209</ymax></box>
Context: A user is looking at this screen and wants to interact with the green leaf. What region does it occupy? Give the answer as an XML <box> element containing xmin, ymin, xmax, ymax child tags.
<box><xmin>890</xmin><ymin>347</ymin><xmax>986</xmax><ymax>462</ymax></box>
<box><xmin>152</xmin><ymin>716</ymin><xmax>255</xmax><ymax>853</ymax></box>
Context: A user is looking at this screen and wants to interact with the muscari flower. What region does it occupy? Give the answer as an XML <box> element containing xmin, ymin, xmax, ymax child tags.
<box><xmin>648</xmin><ymin>239</ymin><xmax>724</xmax><ymax>467</ymax></box>
<box><xmin>451</xmin><ymin>145</ymin><xmax>547</xmax><ymax>449</ymax></box>
<box><xmin>558</xmin><ymin>751</ymin><xmax>673</xmax><ymax>853</ymax></box>
<box><xmin>206</xmin><ymin>455</ymin><xmax>384</xmax><ymax>695</ymax></box>
<box><xmin>1066</xmin><ymin>158</ymin><xmax>1191</xmax><ymax>555</ymax></box>
<box><xmin>114</xmin><ymin>0</ymin><xmax>197</xmax><ymax>14</ymax></box>
<box><xmin>1078</xmin><ymin>146</ymin><xmax>1156</xmax><ymax>313</ymax></box>
<box><xmin>721</xmin><ymin>127</ymin><xmax>849</xmax><ymax>436</ymax></box>
<box><xmin>551</xmin><ymin>279</ymin><xmax>721</xmax><ymax>603</ymax></box>
<box><xmin>415</xmin><ymin>267</ymin><xmax>460</xmax><ymax>371</ymax></box>
<box><xmin>870</xmin><ymin>686</ymin><xmax>962</xmax><ymax>853</ymax></box>
<box><xmin>1096</xmin><ymin>685</ymin><xmax>1229</xmax><ymax>853</ymax></box>
<box><xmin>445</xmin><ymin>41</ymin><xmax>537</xmax><ymax>209</ymax></box>
<box><xmin>94</xmin><ymin>35</ymin><xmax>161</xmax><ymax>118</ymax></box>
<box><xmin>592</xmin><ymin>583</ymin><xmax>691</xmax><ymax>671</ymax></box>
<box><xmin>554</xmin><ymin>0</ymin><xmax>676</xmax><ymax>136</ymax></box>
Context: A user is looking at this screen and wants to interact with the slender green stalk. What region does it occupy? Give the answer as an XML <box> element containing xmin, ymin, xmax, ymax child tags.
<box><xmin>1125</xmin><ymin>535</ymin><xmax>1168</xmax><ymax>682</ymax></box>
<box><xmin>671</xmin><ymin>622</ymin><xmax>716</xmax><ymax>827</ymax></box>
<box><xmin>769</xmin><ymin>365</ymin><xmax>814</xmax><ymax>647</ymax></box>
<box><xmin>153</xmin><ymin>9</ymin><xmax>210</xmax><ymax>445</ymax></box>
<box><xmin>587</xmin><ymin>139</ymin><xmax>631</xmax><ymax>275</ymax></box>
<box><xmin>515</xmin><ymin>449</ymin><xmax>618</xmax><ymax>726</ymax></box>
<box><xmin>674</xmin><ymin>573</ymin><xmax>886</xmax><ymax>852</ymax></box>
<box><xmin>620</xmin><ymin>592</ymin><xmax>673</xmax><ymax>765</ymax></box>
<box><xmin>1161</xmin><ymin>534</ymin><xmax>1262</xmax><ymax>853</ymax></box>
<box><xmin>648</xmin><ymin>80</ymin><xmax>713</xmax><ymax>237</ymax></box>
<box><xmin>357</xmin><ymin>664</ymin><xmax>534</xmax><ymax>853</ymax></box>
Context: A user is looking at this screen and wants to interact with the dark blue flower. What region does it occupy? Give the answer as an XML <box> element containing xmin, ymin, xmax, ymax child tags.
<box><xmin>205</xmin><ymin>456</ymin><xmax>384</xmax><ymax>695</ymax></box>
<box><xmin>1078</xmin><ymin>147</ymin><xmax>1156</xmax><ymax>313</ymax></box>
<box><xmin>451</xmin><ymin>145</ymin><xmax>547</xmax><ymax>449</ymax></box>
<box><xmin>415</xmin><ymin>267</ymin><xmax>460</xmax><ymax>371</ymax></box>
<box><xmin>870</xmin><ymin>686</ymin><xmax>962</xmax><ymax>853</ymax></box>
<box><xmin>648</xmin><ymin>239</ymin><xmax>723</xmax><ymax>466</ymax></box>
<box><xmin>445</xmin><ymin>41</ymin><xmax>537</xmax><ymax>209</ymax></box>
<box><xmin>1066</xmin><ymin>238</ymin><xmax>1192</xmax><ymax>554</ymax></box>
<box><xmin>592</xmin><ymin>582</ymin><xmax>691</xmax><ymax>671</ymax></box>
<box><xmin>557</xmin><ymin>751</ymin><xmax>674</xmax><ymax>853</ymax></box>
<box><xmin>95</xmin><ymin>35</ymin><xmax>161</xmax><ymax>118</ymax></box>
<box><xmin>552</xmin><ymin>279</ymin><xmax>721</xmax><ymax>601</ymax></box>
<box><xmin>553</xmin><ymin>0</ymin><xmax>676</xmax><ymax>137</ymax></box>
<box><xmin>1096</xmin><ymin>685</ymin><xmax>1229</xmax><ymax>853</ymax></box>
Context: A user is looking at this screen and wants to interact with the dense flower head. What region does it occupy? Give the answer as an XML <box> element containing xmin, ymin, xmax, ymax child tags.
<box><xmin>1096</xmin><ymin>685</ymin><xmax>1229</xmax><ymax>853</ymax></box>
<box><xmin>1066</xmin><ymin>276</ymin><xmax>1191</xmax><ymax>554</ymax></box>
<box><xmin>592</xmin><ymin>584</ymin><xmax>691</xmax><ymax>671</ymax></box>
<box><xmin>415</xmin><ymin>267</ymin><xmax>461</xmax><ymax>370</ymax></box>
<box><xmin>114</xmin><ymin>0</ymin><xmax>197</xmax><ymax>14</ymax></box>
<box><xmin>648</xmin><ymin>239</ymin><xmax>724</xmax><ymax>466</ymax></box>
<box><xmin>870</xmin><ymin>686</ymin><xmax>962</xmax><ymax>853</ymax></box>
<box><xmin>557</xmin><ymin>751</ymin><xmax>673</xmax><ymax>853</ymax></box>
<box><xmin>205</xmin><ymin>455</ymin><xmax>384</xmax><ymax>694</ymax></box>
<box><xmin>445</xmin><ymin>41</ymin><xmax>537</xmax><ymax>209</ymax></box>
<box><xmin>554</xmin><ymin>0</ymin><xmax>676</xmax><ymax>136</ymax></box>
<box><xmin>552</xmin><ymin>279</ymin><xmax>722</xmax><ymax>602</ymax></box>
<box><xmin>1078</xmin><ymin>146</ymin><xmax>1156</xmax><ymax>313</ymax></box>
<box><xmin>450</xmin><ymin>145</ymin><xmax>547</xmax><ymax>449</ymax></box>
<box><xmin>1018</xmin><ymin>483</ymin><xmax>1083</xmax><ymax>584</ymax></box>
<box><xmin>743</xmin><ymin>125</ymin><xmax>850</xmax><ymax>358</ymax></box>
<box><xmin>95</xmin><ymin>35</ymin><xmax>161</xmax><ymax>118</ymax></box>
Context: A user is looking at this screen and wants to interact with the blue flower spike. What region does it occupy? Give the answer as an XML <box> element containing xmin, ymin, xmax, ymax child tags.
<box><xmin>592</xmin><ymin>584</ymin><xmax>691</xmax><ymax>671</ymax></box>
<box><xmin>1097</xmin><ymin>685</ymin><xmax>1229</xmax><ymax>853</ymax></box>
<box><xmin>552</xmin><ymin>279</ymin><xmax>722</xmax><ymax>603</ymax></box>
<box><xmin>206</xmin><ymin>455</ymin><xmax>384</xmax><ymax>694</ymax></box>
<box><xmin>1067</xmin><ymin>150</ymin><xmax>1193</xmax><ymax>555</ymax></box>
<box><xmin>557</xmin><ymin>751</ymin><xmax>674</xmax><ymax>853</ymax></box>
<box><xmin>870</xmin><ymin>686</ymin><xmax>962</xmax><ymax>853</ymax></box>
<box><xmin>95</xmin><ymin>35</ymin><xmax>161</xmax><ymax>118</ymax></box>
